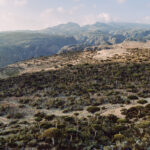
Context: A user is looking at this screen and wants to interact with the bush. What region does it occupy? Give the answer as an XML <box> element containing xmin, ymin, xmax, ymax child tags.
<box><xmin>128</xmin><ymin>95</ymin><xmax>138</xmax><ymax>100</ymax></box>
<box><xmin>45</xmin><ymin>115</ymin><xmax>55</xmax><ymax>121</ymax></box>
<box><xmin>114</xmin><ymin>134</ymin><xmax>125</xmax><ymax>141</ymax></box>
<box><xmin>136</xmin><ymin>121</ymin><xmax>150</xmax><ymax>128</ymax></box>
<box><xmin>87</xmin><ymin>106</ymin><xmax>100</xmax><ymax>114</ymax></box>
<box><xmin>137</xmin><ymin>99</ymin><xmax>147</xmax><ymax>104</ymax></box>
<box><xmin>7</xmin><ymin>113</ymin><xmax>24</xmax><ymax>119</ymax></box>
<box><xmin>40</xmin><ymin>128</ymin><xmax>61</xmax><ymax>145</ymax></box>
<box><xmin>117</xmin><ymin>118</ymin><xmax>127</xmax><ymax>124</ymax></box>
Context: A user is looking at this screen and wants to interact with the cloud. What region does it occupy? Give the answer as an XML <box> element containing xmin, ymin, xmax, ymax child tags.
<box><xmin>117</xmin><ymin>0</ymin><xmax>127</xmax><ymax>3</ymax></box>
<box><xmin>144</xmin><ymin>16</ymin><xmax>150</xmax><ymax>22</ymax></box>
<box><xmin>40</xmin><ymin>8</ymin><xmax>65</xmax><ymax>28</ymax></box>
<box><xmin>14</xmin><ymin>0</ymin><xmax>28</xmax><ymax>7</ymax></box>
<box><xmin>136</xmin><ymin>16</ymin><xmax>150</xmax><ymax>24</ymax></box>
<box><xmin>98</xmin><ymin>13</ymin><xmax>111</xmax><ymax>22</ymax></box>
<box><xmin>0</xmin><ymin>0</ymin><xmax>28</xmax><ymax>7</ymax></box>
<box><xmin>0</xmin><ymin>0</ymin><xmax>6</xmax><ymax>6</ymax></box>
<box><xmin>73</xmin><ymin>0</ymin><xmax>81</xmax><ymax>2</ymax></box>
<box><xmin>57</xmin><ymin>7</ymin><xmax>64</xmax><ymax>13</ymax></box>
<box><xmin>69</xmin><ymin>4</ymin><xmax>85</xmax><ymax>15</ymax></box>
<box><xmin>141</xmin><ymin>16</ymin><xmax>150</xmax><ymax>24</ymax></box>
<box><xmin>0</xmin><ymin>10</ymin><xmax>41</xmax><ymax>31</ymax></box>
<box><xmin>40</xmin><ymin>8</ymin><xmax>54</xmax><ymax>17</ymax></box>
<box><xmin>79</xmin><ymin>13</ymin><xmax>115</xmax><ymax>26</ymax></box>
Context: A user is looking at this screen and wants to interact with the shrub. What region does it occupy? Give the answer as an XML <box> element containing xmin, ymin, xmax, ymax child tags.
<box><xmin>45</xmin><ymin>114</ymin><xmax>55</xmax><ymax>121</ymax></box>
<box><xmin>117</xmin><ymin>118</ymin><xmax>127</xmax><ymax>124</ymax></box>
<box><xmin>7</xmin><ymin>113</ymin><xmax>24</xmax><ymax>119</ymax></box>
<box><xmin>114</xmin><ymin>134</ymin><xmax>125</xmax><ymax>141</ymax></box>
<box><xmin>40</xmin><ymin>128</ymin><xmax>61</xmax><ymax>145</ymax></box>
<box><xmin>128</xmin><ymin>95</ymin><xmax>138</xmax><ymax>100</ymax></box>
<box><xmin>64</xmin><ymin>116</ymin><xmax>75</xmax><ymax>123</ymax></box>
<box><xmin>137</xmin><ymin>99</ymin><xmax>147</xmax><ymax>104</ymax></box>
<box><xmin>87</xmin><ymin>106</ymin><xmax>100</xmax><ymax>114</ymax></box>
<box><xmin>40</xmin><ymin>121</ymin><xmax>52</xmax><ymax>129</ymax></box>
<box><xmin>136</xmin><ymin>121</ymin><xmax>150</xmax><ymax>128</ymax></box>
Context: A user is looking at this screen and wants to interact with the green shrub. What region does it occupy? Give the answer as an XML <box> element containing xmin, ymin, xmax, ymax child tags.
<box><xmin>7</xmin><ymin>113</ymin><xmax>24</xmax><ymax>119</ymax></box>
<box><xmin>87</xmin><ymin>106</ymin><xmax>100</xmax><ymax>114</ymax></box>
<box><xmin>137</xmin><ymin>99</ymin><xmax>147</xmax><ymax>104</ymax></box>
<box><xmin>128</xmin><ymin>95</ymin><xmax>138</xmax><ymax>100</ymax></box>
<box><xmin>114</xmin><ymin>134</ymin><xmax>125</xmax><ymax>141</ymax></box>
<box><xmin>136</xmin><ymin>121</ymin><xmax>150</xmax><ymax>128</ymax></box>
<box><xmin>117</xmin><ymin>118</ymin><xmax>127</xmax><ymax>124</ymax></box>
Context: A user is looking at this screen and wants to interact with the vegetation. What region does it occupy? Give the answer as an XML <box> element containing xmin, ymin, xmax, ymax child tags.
<box><xmin>0</xmin><ymin>48</ymin><xmax>150</xmax><ymax>149</ymax></box>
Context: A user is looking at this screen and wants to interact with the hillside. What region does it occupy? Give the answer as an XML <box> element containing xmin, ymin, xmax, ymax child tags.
<box><xmin>0</xmin><ymin>32</ymin><xmax>77</xmax><ymax>68</ymax></box>
<box><xmin>0</xmin><ymin>41</ymin><xmax>150</xmax><ymax>149</ymax></box>
<box><xmin>1</xmin><ymin>40</ymin><xmax>150</xmax><ymax>79</ymax></box>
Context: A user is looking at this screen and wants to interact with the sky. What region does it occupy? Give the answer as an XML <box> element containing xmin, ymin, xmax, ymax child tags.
<box><xmin>0</xmin><ymin>0</ymin><xmax>150</xmax><ymax>31</ymax></box>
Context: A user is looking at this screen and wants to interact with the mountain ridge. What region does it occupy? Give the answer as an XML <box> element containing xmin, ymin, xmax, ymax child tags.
<box><xmin>1</xmin><ymin>22</ymin><xmax>150</xmax><ymax>68</ymax></box>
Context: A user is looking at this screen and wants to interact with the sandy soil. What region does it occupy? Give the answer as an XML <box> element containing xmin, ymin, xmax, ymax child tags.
<box><xmin>93</xmin><ymin>48</ymin><xmax>127</xmax><ymax>60</ymax></box>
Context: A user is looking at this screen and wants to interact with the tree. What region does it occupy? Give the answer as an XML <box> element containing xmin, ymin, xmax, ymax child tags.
<box><xmin>114</xmin><ymin>134</ymin><xmax>125</xmax><ymax>142</ymax></box>
<box><xmin>40</xmin><ymin>128</ymin><xmax>61</xmax><ymax>145</ymax></box>
<box><xmin>65</xmin><ymin>128</ymin><xmax>77</xmax><ymax>142</ymax></box>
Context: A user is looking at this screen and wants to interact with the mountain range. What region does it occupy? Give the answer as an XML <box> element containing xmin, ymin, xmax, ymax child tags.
<box><xmin>0</xmin><ymin>22</ymin><xmax>150</xmax><ymax>67</ymax></box>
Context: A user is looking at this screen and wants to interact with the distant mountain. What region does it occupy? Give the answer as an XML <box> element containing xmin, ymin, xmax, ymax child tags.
<box><xmin>1</xmin><ymin>22</ymin><xmax>150</xmax><ymax>67</ymax></box>
<box><xmin>0</xmin><ymin>32</ymin><xmax>77</xmax><ymax>67</ymax></box>
<box><xmin>43</xmin><ymin>22</ymin><xmax>150</xmax><ymax>45</ymax></box>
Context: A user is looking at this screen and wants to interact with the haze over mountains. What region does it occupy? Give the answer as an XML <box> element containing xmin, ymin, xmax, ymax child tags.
<box><xmin>1</xmin><ymin>22</ymin><xmax>150</xmax><ymax>67</ymax></box>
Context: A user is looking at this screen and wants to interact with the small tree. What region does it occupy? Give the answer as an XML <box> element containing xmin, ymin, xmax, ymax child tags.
<box><xmin>40</xmin><ymin>128</ymin><xmax>60</xmax><ymax>145</ymax></box>
<box><xmin>114</xmin><ymin>133</ymin><xmax>125</xmax><ymax>143</ymax></box>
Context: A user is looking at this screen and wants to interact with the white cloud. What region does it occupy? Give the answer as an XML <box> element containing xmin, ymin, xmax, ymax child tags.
<box><xmin>73</xmin><ymin>0</ymin><xmax>81</xmax><ymax>2</ymax></box>
<box><xmin>57</xmin><ymin>7</ymin><xmax>64</xmax><ymax>13</ymax></box>
<box><xmin>0</xmin><ymin>11</ymin><xmax>41</xmax><ymax>31</ymax></box>
<box><xmin>40</xmin><ymin>8</ymin><xmax>54</xmax><ymax>18</ymax></box>
<box><xmin>141</xmin><ymin>16</ymin><xmax>150</xmax><ymax>24</ymax></box>
<box><xmin>117</xmin><ymin>0</ymin><xmax>127</xmax><ymax>3</ymax></box>
<box><xmin>136</xmin><ymin>16</ymin><xmax>150</xmax><ymax>24</ymax></box>
<box><xmin>0</xmin><ymin>0</ymin><xmax>28</xmax><ymax>7</ymax></box>
<box><xmin>82</xmin><ymin>15</ymin><xmax>97</xmax><ymax>25</ymax></box>
<box><xmin>79</xmin><ymin>13</ymin><xmax>115</xmax><ymax>26</ymax></box>
<box><xmin>14</xmin><ymin>0</ymin><xmax>28</xmax><ymax>7</ymax></box>
<box><xmin>0</xmin><ymin>0</ymin><xmax>6</xmax><ymax>6</ymax></box>
<box><xmin>144</xmin><ymin>16</ymin><xmax>150</xmax><ymax>21</ymax></box>
<box><xmin>69</xmin><ymin>4</ymin><xmax>85</xmax><ymax>15</ymax></box>
<box><xmin>40</xmin><ymin>8</ymin><xmax>65</xmax><ymax>28</ymax></box>
<box><xmin>98</xmin><ymin>13</ymin><xmax>111</xmax><ymax>22</ymax></box>
<box><xmin>0</xmin><ymin>2</ymin><xmax>117</xmax><ymax>31</ymax></box>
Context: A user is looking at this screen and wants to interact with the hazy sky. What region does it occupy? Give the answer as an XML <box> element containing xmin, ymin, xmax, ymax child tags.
<box><xmin>0</xmin><ymin>0</ymin><xmax>150</xmax><ymax>31</ymax></box>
